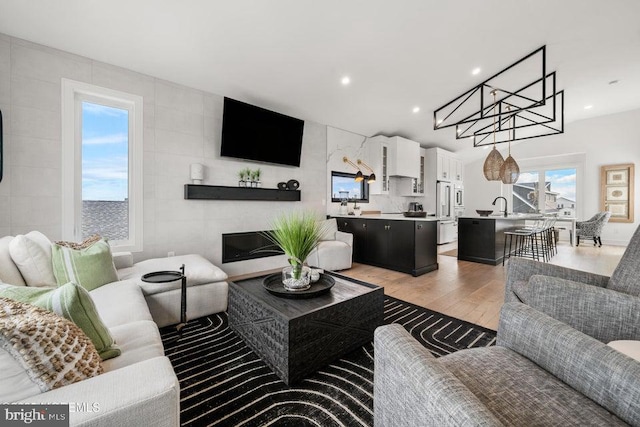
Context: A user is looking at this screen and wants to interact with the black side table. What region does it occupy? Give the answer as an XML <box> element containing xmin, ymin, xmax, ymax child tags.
<box><xmin>141</xmin><ymin>264</ymin><xmax>187</xmax><ymax>336</ymax></box>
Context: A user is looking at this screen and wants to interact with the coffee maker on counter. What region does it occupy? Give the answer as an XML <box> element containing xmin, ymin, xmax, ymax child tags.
<box><xmin>408</xmin><ymin>202</ymin><xmax>423</xmax><ymax>212</ymax></box>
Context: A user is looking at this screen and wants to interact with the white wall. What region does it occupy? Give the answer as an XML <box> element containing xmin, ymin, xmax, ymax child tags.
<box><xmin>0</xmin><ymin>34</ymin><xmax>326</xmax><ymax>276</ymax></box>
<box><xmin>464</xmin><ymin>108</ymin><xmax>640</xmax><ymax>245</ymax></box>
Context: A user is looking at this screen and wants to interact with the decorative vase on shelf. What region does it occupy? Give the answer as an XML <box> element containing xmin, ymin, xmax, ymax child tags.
<box><xmin>282</xmin><ymin>265</ymin><xmax>311</xmax><ymax>291</ymax></box>
<box><xmin>256</xmin><ymin>180</ymin><xmax>262</xmax><ymax>188</ymax></box>
<box><xmin>238</xmin><ymin>180</ymin><xmax>245</xmax><ymax>187</ymax></box>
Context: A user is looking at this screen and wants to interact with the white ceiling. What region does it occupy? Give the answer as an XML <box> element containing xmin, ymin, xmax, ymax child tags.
<box><xmin>1</xmin><ymin>0</ymin><xmax>639</xmax><ymax>160</ymax></box>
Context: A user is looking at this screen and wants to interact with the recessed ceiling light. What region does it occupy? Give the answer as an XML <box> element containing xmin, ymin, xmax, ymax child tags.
<box><xmin>472</xmin><ymin>67</ymin><xmax>481</xmax><ymax>75</ymax></box>
<box><xmin>341</xmin><ymin>76</ymin><xmax>351</xmax><ymax>86</ymax></box>
<box><xmin>436</xmin><ymin>119</ymin><xmax>443</xmax><ymax>125</ymax></box>
<box><xmin>412</xmin><ymin>106</ymin><xmax>420</xmax><ymax>113</ymax></box>
<box><xmin>456</xmin><ymin>128</ymin><xmax>462</xmax><ymax>134</ymax></box>
<box><xmin>584</xmin><ymin>105</ymin><xmax>593</xmax><ymax>110</ymax></box>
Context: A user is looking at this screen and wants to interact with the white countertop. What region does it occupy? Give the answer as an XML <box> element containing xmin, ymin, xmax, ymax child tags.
<box><xmin>333</xmin><ymin>214</ymin><xmax>440</xmax><ymax>222</ymax></box>
<box><xmin>459</xmin><ymin>214</ymin><xmax>544</xmax><ymax>220</ymax></box>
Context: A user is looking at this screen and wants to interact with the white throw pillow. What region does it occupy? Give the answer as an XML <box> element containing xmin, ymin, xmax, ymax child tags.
<box><xmin>0</xmin><ymin>236</ymin><xmax>27</xmax><ymax>286</ymax></box>
<box><xmin>0</xmin><ymin>347</ymin><xmax>42</xmax><ymax>402</ymax></box>
<box><xmin>8</xmin><ymin>231</ymin><xmax>57</xmax><ymax>287</ymax></box>
<box><xmin>608</xmin><ymin>340</ymin><xmax>640</xmax><ymax>362</ymax></box>
<box><xmin>319</xmin><ymin>218</ymin><xmax>338</xmax><ymax>241</ymax></box>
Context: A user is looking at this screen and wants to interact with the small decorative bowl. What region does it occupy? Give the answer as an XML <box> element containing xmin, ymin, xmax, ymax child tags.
<box><xmin>476</xmin><ymin>210</ymin><xmax>493</xmax><ymax>217</ymax></box>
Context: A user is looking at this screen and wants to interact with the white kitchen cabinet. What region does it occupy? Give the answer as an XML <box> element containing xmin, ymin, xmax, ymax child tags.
<box><xmin>367</xmin><ymin>135</ymin><xmax>390</xmax><ymax>195</ymax></box>
<box><xmin>449</xmin><ymin>157</ymin><xmax>464</xmax><ymax>183</ymax></box>
<box><xmin>388</xmin><ymin>136</ymin><xmax>420</xmax><ymax>178</ymax></box>
<box><xmin>436</xmin><ymin>152</ymin><xmax>452</xmax><ymax>181</ymax></box>
<box><xmin>428</xmin><ymin>148</ymin><xmax>462</xmax><ymax>183</ymax></box>
<box><xmin>398</xmin><ymin>148</ymin><xmax>426</xmax><ymax>196</ymax></box>
<box><xmin>453</xmin><ymin>158</ymin><xmax>464</xmax><ymax>182</ymax></box>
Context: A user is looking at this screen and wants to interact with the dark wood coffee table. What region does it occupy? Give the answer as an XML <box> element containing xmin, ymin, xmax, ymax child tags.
<box><xmin>228</xmin><ymin>271</ymin><xmax>384</xmax><ymax>385</ymax></box>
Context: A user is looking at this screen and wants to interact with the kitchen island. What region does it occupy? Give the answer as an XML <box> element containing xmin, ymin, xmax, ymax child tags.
<box><xmin>334</xmin><ymin>214</ymin><xmax>439</xmax><ymax>276</ymax></box>
<box><xmin>457</xmin><ymin>215</ymin><xmax>531</xmax><ymax>265</ymax></box>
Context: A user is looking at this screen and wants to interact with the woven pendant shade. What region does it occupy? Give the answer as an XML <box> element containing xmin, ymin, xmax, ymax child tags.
<box><xmin>501</xmin><ymin>155</ymin><xmax>520</xmax><ymax>184</ymax></box>
<box><xmin>483</xmin><ymin>147</ymin><xmax>504</xmax><ymax>181</ymax></box>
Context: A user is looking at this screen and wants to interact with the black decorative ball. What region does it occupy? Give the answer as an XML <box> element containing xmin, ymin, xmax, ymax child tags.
<box><xmin>277</xmin><ymin>182</ymin><xmax>288</xmax><ymax>190</ymax></box>
<box><xmin>287</xmin><ymin>179</ymin><xmax>300</xmax><ymax>190</ymax></box>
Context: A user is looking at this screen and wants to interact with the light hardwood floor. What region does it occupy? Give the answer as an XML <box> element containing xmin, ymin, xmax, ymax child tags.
<box><xmin>338</xmin><ymin>241</ymin><xmax>626</xmax><ymax>330</ymax></box>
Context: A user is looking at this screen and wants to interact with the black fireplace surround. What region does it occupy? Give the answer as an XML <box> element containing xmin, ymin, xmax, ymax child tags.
<box><xmin>222</xmin><ymin>231</ymin><xmax>283</xmax><ymax>264</ymax></box>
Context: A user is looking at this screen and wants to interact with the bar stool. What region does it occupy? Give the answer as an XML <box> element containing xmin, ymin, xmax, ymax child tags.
<box><xmin>503</xmin><ymin>228</ymin><xmax>540</xmax><ymax>266</ymax></box>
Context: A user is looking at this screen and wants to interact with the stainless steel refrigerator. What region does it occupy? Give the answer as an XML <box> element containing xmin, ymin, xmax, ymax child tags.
<box><xmin>437</xmin><ymin>181</ymin><xmax>457</xmax><ymax>244</ymax></box>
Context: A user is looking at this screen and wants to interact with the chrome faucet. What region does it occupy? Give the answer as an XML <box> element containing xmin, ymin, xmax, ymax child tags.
<box><xmin>492</xmin><ymin>196</ymin><xmax>508</xmax><ymax>217</ymax></box>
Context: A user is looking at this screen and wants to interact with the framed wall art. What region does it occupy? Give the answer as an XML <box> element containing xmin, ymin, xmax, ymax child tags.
<box><xmin>601</xmin><ymin>163</ymin><xmax>634</xmax><ymax>223</ymax></box>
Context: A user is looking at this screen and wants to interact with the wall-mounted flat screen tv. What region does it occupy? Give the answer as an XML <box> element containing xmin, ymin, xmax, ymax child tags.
<box><xmin>221</xmin><ymin>97</ymin><xmax>305</xmax><ymax>167</ymax></box>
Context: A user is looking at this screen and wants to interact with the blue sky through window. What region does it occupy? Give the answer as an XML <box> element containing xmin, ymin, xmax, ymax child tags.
<box><xmin>518</xmin><ymin>168</ymin><xmax>576</xmax><ymax>201</ymax></box>
<box><xmin>82</xmin><ymin>102</ymin><xmax>129</xmax><ymax>201</ymax></box>
<box><xmin>332</xmin><ymin>176</ymin><xmax>362</xmax><ymax>200</ymax></box>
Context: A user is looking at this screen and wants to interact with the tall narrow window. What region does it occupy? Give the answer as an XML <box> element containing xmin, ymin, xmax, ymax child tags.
<box><xmin>62</xmin><ymin>80</ymin><xmax>143</xmax><ymax>252</ymax></box>
<box><xmin>81</xmin><ymin>102</ymin><xmax>130</xmax><ymax>241</ymax></box>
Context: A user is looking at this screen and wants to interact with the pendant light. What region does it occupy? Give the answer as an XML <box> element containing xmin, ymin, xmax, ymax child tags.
<box><xmin>343</xmin><ymin>157</ymin><xmax>364</xmax><ymax>182</ymax></box>
<box><xmin>482</xmin><ymin>90</ymin><xmax>504</xmax><ymax>181</ymax></box>
<box><xmin>357</xmin><ymin>159</ymin><xmax>376</xmax><ymax>183</ymax></box>
<box><xmin>500</xmin><ymin>107</ymin><xmax>520</xmax><ymax>184</ymax></box>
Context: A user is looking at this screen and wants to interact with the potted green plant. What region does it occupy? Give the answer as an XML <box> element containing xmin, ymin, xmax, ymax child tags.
<box><xmin>264</xmin><ymin>211</ymin><xmax>325</xmax><ymax>291</ymax></box>
<box><xmin>238</xmin><ymin>169</ymin><xmax>247</xmax><ymax>187</ymax></box>
<box><xmin>254</xmin><ymin>168</ymin><xmax>262</xmax><ymax>188</ymax></box>
<box><xmin>248</xmin><ymin>169</ymin><xmax>257</xmax><ymax>187</ymax></box>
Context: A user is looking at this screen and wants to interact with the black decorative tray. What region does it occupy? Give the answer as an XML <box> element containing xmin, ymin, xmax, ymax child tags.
<box><xmin>262</xmin><ymin>273</ymin><xmax>335</xmax><ymax>299</ymax></box>
<box><xmin>403</xmin><ymin>211</ymin><xmax>427</xmax><ymax>217</ymax></box>
<box><xmin>141</xmin><ymin>271</ymin><xmax>183</xmax><ymax>283</ymax></box>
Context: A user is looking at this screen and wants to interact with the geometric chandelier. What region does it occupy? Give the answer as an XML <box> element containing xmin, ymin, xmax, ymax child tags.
<box><xmin>457</xmin><ymin>76</ymin><xmax>564</xmax><ymax>146</ymax></box>
<box><xmin>433</xmin><ymin>45</ymin><xmax>564</xmax><ymax>182</ymax></box>
<box><xmin>433</xmin><ymin>46</ymin><xmax>564</xmax><ymax>145</ymax></box>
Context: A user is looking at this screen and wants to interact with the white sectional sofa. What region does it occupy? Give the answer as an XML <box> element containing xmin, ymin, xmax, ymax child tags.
<box><xmin>0</xmin><ymin>233</ymin><xmax>229</xmax><ymax>426</ymax></box>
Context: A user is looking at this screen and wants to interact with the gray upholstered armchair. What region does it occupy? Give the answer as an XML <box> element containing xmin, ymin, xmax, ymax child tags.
<box><xmin>374</xmin><ymin>302</ymin><xmax>640</xmax><ymax>426</ymax></box>
<box><xmin>505</xmin><ymin>222</ymin><xmax>640</xmax><ymax>304</ymax></box>
<box><xmin>576</xmin><ymin>211</ymin><xmax>611</xmax><ymax>246</ymax></box>
<box><xmin>374</xmin><ymin>225</ymin><xmax>640</xmax><ymax>426</ymax></box>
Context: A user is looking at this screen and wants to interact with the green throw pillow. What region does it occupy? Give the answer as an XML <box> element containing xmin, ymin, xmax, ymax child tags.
<box><xmin>51</xmin><ymin>237</ymin><xmax>119</xmax><ymax>291</ymax></box>
<box><xmin>0</xmin><ymin>282</ymin><xmax>121</xmax><ymax>360</ymax></box>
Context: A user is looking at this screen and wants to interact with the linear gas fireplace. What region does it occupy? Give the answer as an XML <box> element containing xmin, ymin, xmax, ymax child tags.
<box><xmin>222</xmin><ymin>231</ymin><xmax>283</xmax><ymax>264</ymax></box>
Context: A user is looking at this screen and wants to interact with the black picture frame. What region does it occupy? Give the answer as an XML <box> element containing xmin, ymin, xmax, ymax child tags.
<box><xmin>330</xmin><ymin>171</ymin><xmax>369</xmax><ymax>203</ymax></box>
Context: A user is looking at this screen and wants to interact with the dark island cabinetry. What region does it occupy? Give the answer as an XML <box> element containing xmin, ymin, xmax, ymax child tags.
<box><xmin>336</xmin><ymin>217</ymin><xmax>438</xmax><ymax>276</ymax></box>
<box><xmin>458</xmin><ymin>217</ymin><xmax>526</xmax><ymax>265</ymax></box>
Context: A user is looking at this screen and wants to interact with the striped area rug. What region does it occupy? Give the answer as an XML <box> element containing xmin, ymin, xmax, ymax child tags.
<box><xmin>160</xmin><ymin>296</ymin><xmax>496</xmax><ymax>427</ymax></box>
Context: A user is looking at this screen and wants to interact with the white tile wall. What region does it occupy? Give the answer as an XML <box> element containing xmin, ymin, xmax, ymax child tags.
<box><xmin>0</xmin><ymin>38</ymin><xmax>11</xmax><ymax>103</ymax></box>
<box><xmin>155</xmin><ymin>80</ymin><xmax>203</xmax><ymax>115</ymax></box>
<box><xmin>155</xmin><ymin>106</ymin><xmax>203</xmax><ymax>136</ymax></box>
<box><xmin>11</xmin><ymin>136</ymin><xmax>60</xmax><ymax>169</ymax></box>
<box><xmin>1</xmin><ymin>32</ymin><xmax>327</xmax><ymax>276</ymax></box>
<box><xmin>11</xmin><ymin>106</ymin><xmax>60</xmax><ymax>140</ymax></box>
<box><xmin>11</xmin><ymin>41</ymin><xmax>91</xmax><ymax>84</ymax></box>
<box><xmin>11</xmin><ymin>76</ymin><xmax>60</xmax><ymax>112</ymax></box>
